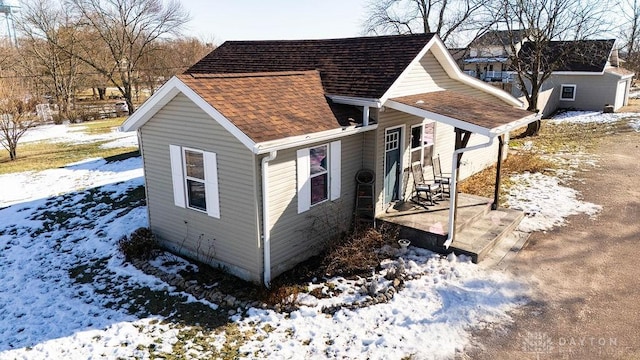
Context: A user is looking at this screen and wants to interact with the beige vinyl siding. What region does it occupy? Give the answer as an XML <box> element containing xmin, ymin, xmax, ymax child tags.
<box><xmin>266</xmin><ymin>133</ymin><xmax>366</xmax><ymax>278</ymax></box>
<box><xmin>375</xmin><ymin>110</ymin><xmax>500</xmax><ymax>215</ymax></box>
<box><xmin>433</xmin><ymin>122</ymin><xmax>500</xmax><ymax>180</ymax></box>
<box><xmin>386</xmin><ymin>52</ymin><xmax>500</xmax><ymax>102</ymax></box>
<box><xmin>139</xmin><ymin>93</ymin><xmax>262</xmax><ymax>282</ymax></box>
<box><xmin>374</xmin><ymin>109</ymin><xmax>423</xmax><ymax>214</ymax></box>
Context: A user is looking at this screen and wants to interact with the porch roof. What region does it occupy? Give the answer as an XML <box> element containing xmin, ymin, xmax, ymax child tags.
<box><xmin>385</xmin><ymin>90</ymin><xmax>538</xmax><ymax>137</ymax></box>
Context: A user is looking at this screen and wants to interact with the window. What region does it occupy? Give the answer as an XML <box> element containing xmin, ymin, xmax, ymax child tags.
<box><xmin>169</xmin><ymin>145</ymin><xmax>220</xmax><ymax>218</ymax></box>
<box><xmin>297</xmin><ymin>141</ymin><xmax>341</xmax><ymax>213</ymax></box>
<box><xmin>309</xmin><ymin>145</ymin><xmax>328</xmax><ymax>205</ymax></box>
<box><xmin>410</xmin><ymin>122</ymin><xmax>435</xmax><ymax>166</ymax></box>
<box><xmin>184</xmin><ymin>150</ymin><xmax>206</xmax><ymax>211</ymax></box>
<box><xmin>560</xmin><ymin>84</ymin><xmax>576</xmax><ymax>101</ymax></box>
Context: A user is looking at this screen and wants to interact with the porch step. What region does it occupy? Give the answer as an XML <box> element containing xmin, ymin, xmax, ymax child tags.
<box><xmin>379</xmin><ymin>194</ymin><xmax>525</xmax><ymax>264</ymax></box>
<box><xmin>448</xmin><ymin>208</ymin><xmax>524</xmax><ymax>263</ymax></box>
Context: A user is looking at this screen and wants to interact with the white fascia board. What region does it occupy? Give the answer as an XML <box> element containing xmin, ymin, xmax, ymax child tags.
<box><xmin>380</xmin><ymin>35</ymin><xmax>524</xmax><ymax>108</ymax></box>
<box><xmin>384</xmin><ymin>99</ymin><xmax>491</xmax><ymax>137</ymax></box>
<box><xmin>119</xmin><ymin>76</ymin><xmax>256</xmax><ymax>152</ymax></box>
<box><xmin>253</xmin><ymin>124</ymin><xmax>378</xmax><ymax>154</ymax></box>
<box><xmin>327</xmin><ymin>94</ymin><xmax>382</xmax><ymax>108</ymax></box>
<box><xmin>120</xmin><ymin>76</ymin><xmax>182</xmax><ymax>132</ymax></box>
<box><xmin>551</xmin><ymin>71</ymin><xmax>604</xmax><ymax>76</ymax></box>
<box><xmin>489</xmin><ymin>113</ymin><xmax>541</xmax><ymax>136</ymax></box>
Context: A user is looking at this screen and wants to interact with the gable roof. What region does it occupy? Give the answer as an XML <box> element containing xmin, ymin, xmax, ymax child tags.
<box><xmin>177</xmin><ymin>71</ymin><xmax>362</xmax><ymax>143</ymax></box>
<box><xmin>518</xmin><ymin>39</ymin><xmax>615</xmax><ymax>73</ymax></box>
<box><xmin>469</xmin><ymin>29</ymin><xmax>530</xmax><ymax>48</ymax></box>
<box><xmin>186</xmin><ymin>34</ymin><xmax>436</xmax><ymax>99</ymax></box>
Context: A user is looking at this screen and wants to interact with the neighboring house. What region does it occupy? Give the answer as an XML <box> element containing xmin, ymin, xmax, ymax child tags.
<box><xmin>121</xmin><ymin>34</ymin><xmax>537</xmax><ymax>286</ymax></box>
<box><xmin>516</xmin><ymin>40</ymin><xmax>635</xmax><ymax>115</ymax></box>
<box><xmin>461</xmin><ymin>29</ymin><xmax>531</xmax><ymax>83</ymax></box>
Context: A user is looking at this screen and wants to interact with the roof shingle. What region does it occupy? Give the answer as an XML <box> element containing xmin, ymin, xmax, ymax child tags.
<box><xmin>391</xmin><ymin>91</ymin><xmax>534</xmax><ymax>131</ymax></box>
<box><xmin>177</xmin><ymin>71</ymin><xmax>362</xmax><ymax>143</ymax></box>
<box><xmin>186</xmin><ymin>34</ymin><xmax>436</xmax><ymax>99</ymax></box>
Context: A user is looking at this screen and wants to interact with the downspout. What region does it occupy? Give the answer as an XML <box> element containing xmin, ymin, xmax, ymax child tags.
<box><xmin>363</xmin><ymin>106</ymin><xmax>370</xmax><ymax>126</ymax></box>
<box><xmin>261</xmin><ymin>151</ymin><xmax>277</xmax><ymax>287</ymax></box>
<box><xmin>444</xmin><ymin>136</ymin><xmax>495</xmax><ymax>248</ymax></box>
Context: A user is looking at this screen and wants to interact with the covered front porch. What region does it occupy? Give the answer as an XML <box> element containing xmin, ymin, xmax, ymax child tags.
<box><xmin>377</xmin><ymin>90</ymin><xmax>540</xmax><ymax>262</ymax></box>
<box><xmin>377</xmin><ymin>193</ymin><xmax>524</xmax><ymax>263</ymax></box>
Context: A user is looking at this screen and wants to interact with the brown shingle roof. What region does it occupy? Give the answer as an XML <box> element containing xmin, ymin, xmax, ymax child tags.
<box><xmin>469</xmin><ymin>29</ymin><xmax>531</xmax><ymax>48</ymax></box>
<box><xmin>185</xmin><ymin>34</ymin><xmax>436</xmax><ymax>99</ymax></box>
<box><xmin>177</xmin><ymin>71</ymin><xmax>362</xmax><ymax>143</ymax></box>
<box><xmin>391</xmin><ymin>91</ymin><xmax>534</xmax><ymax>131</ymax></box>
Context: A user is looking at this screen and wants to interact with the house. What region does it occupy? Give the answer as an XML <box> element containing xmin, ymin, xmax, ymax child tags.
<box><xmin>515</xmin><ymin>40</ymin><xmax>635</xmax><ymax>115</ymax></box>
<box><xmin>461</xmin><ymin>29</ymin><xmax>532</xmax><ymax>83</ymax></box>
<box><xmin>460</xmin><ymin>32</ymin><xmax>634</xmax><ymax>116</ymax></box>
<box><xmin>120</xmin><ymin>34</ymin><xmax>538</xmax><ymax>286</ymax></box>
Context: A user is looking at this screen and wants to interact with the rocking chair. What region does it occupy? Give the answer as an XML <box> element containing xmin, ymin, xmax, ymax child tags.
<box><xmin>411</xmin><ymin>161</ymin><xmax>443</xmax><ymax>206</ymax></box>
<box><xmin>432</xmin><ymin>154</ymin><xmax>451</xmax><ymax>197</ymax></box>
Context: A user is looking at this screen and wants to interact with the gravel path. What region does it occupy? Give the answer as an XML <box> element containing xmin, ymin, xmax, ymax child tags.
<box><xmin>467</xmin><ymin>127</ymin><xmax>640</xmax><ymax>359</ymax></box>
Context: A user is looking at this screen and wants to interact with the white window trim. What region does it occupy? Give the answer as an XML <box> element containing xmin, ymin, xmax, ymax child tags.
<box><xmin>410</xmin><ymin>121</ymin><xmax>435</xmax><ymax>166</ymax></box>
<box><xmin>169</xmin><ymin>144</ymin><xmax>220</xmax><ymax>218</ymax></box>
<box><xmin>560</xmin><ymin>84</ymin><xmax>576</xmax><ymax>101</ymax></box>
<box><xmin>297</xmin><ymin>140</ymin><xmax>341</xmax><ymax>214</ymax></box>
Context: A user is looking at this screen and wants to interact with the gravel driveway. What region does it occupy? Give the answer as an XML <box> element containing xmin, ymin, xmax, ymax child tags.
<box><xmin>468</xmin><ymin>127</ymin><xmax>640</xmax><ymax>359</ymax></box>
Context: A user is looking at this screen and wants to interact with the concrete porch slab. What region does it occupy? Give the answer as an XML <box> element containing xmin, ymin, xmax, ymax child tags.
<box><xmin>378</xmin><ymin>194</ymin><xmax>524</xmax><ymax>263</ymax></box>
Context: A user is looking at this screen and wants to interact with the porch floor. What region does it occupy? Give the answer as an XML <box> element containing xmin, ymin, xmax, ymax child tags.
<box><xmin>378</xmin><ymin>193</ymin><xmax>524</xmax><ymax>263</ymax></box>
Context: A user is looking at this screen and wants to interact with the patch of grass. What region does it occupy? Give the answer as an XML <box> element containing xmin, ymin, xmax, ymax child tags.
<box><xmin>69</xmin><ymin>117</ymin><xmax>127</xmax><ymax>135</ymax></box>
<box><xmin>459</xmin><ymin>152</ymin><xmax>557</xmax><ymax>199</ymax></box>
<box><xmin>0</xmin><ymin>140</ymin><xmax>138</xmax><ymax>174</ymax></box>
<box><xmin>509</xmin><ymin>119</ymin><xmax>634</xmax><ymax>154</ymax></box>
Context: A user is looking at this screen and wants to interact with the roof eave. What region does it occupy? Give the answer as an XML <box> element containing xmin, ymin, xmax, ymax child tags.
<box><xmin>489</xmin><ymin>113</ymin><xmax>542</xmax><ymax>136</ymax></box>
<box><xmin>253</xmin><ymin>124</ymin><xmax>378</xmax><ymax>154</ymax></box>
<box><xmin>384</xmin><ymin>99</ymin><xmax>492</xmax><ymax>137</ymax></box>
<box><xmin>119</xmin><ymin>75</ymin><xmax>257</xmax><ymax>151</ymax></box>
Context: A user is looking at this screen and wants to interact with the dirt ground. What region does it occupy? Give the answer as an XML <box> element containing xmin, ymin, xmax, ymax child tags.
<box><xmin>467</xmin><ymin>126</ymin><xmax>640</xmax><ymax>359</ymax></box>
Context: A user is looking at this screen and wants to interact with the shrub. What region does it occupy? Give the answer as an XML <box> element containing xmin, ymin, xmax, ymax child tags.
<box><xmin>118</xmin><ymin>227</ymin><xmax>159</xmax><ymax>261</ymax></box>
<box><xmin>323</xmin><ymin>224</ymin><xmax>399</xmax><ymax>277</ymax></box>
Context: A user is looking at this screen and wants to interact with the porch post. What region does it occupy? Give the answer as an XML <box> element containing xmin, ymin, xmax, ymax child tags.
<box><xmin>492</xmin><ymin>135</ymin><xmax>505</xmax><ymax>210</ymax></box>
<box><xmin>451</xmin><ymin>128</ymin><xmax>471</xmax><ymax>242</ymax></box>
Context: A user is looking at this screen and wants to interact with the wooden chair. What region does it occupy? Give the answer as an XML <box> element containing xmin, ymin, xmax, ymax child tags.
<box><xmin>411</xmin><ymin>161</ymin><xmax>443</xmax><ymax>206</ymax></box>
<box><xmin>432</xmin><ymin>154</ymin><xmax>451</xmax><ymax>197</ymax></box>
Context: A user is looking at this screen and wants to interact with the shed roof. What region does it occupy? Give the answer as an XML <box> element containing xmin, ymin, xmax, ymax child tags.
<box><xmin>518</xmin><ymin>39</ymin><xmax>615</xmax><ymax>72</ymax></box>
<box><xmin>386</xmin><ymin>91</ymin><xmax>536</xmax><ymax>136</ymax></box>
<box><xmin>186</xmin><ymin>34</ymin><xmax>436</xmax><ymax>99</ymax></box>
<box><xmin>177</xmin><ymin>71</ymin><xmax>363</xmax><ymax>143</ymax></box>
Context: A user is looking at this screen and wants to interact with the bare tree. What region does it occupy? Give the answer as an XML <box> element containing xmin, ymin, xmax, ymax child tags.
<box><xmin>137</xmin><ymin>37</ymin><xmax>214</xmax><ymax>96</ymax></box>
<box><xmin>17</xmin><ymin>0</ymin><xmax>83</xmax><ymax>118</ymax></box>
<box><xmin>61</xmin><ymin>0</ymin><xmax>190</xmax><ymax>114</ymax></box>
<box><xmin>486</xmin><ymin>0</ymin><xmax>610</xmax><ymax>135</ymax></box>
<box><xmin>0</xmin><ymin>80</ymin><xmax>38</xmax><ymax>161</ymax></box>
<box><xmin>619</xmin><ymin>0</ymin><xmax>640</xmax><ymax>76</ymax></box>
<box><xmin>362</xmin><ymin>0</ymin><xmax>485</xmax><ymax>44</ymax></box>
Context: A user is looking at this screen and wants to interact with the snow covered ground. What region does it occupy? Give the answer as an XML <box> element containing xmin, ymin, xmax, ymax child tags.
<box><xmin>0</xmin><ymin>113</ymin><xmax>613</xmax><ymax>359</ymax></box>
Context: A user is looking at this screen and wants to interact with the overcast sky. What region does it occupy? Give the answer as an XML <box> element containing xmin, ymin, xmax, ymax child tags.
<box><xmin>180</xmin><ymin>0</ymin><xmax>369</xmax><ymax>44</ymax></box>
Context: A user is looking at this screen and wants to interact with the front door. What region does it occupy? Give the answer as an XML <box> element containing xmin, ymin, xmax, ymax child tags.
<box><xmin>384</xmin><ymin>127</ymin><xmax>402</xmax><ymax>203</ymax></box>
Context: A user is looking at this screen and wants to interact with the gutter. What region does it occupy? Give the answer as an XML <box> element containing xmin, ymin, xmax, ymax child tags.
<box><xmin>444</xmin><ymin>136</ymin><xmax>495</xmax><ymax>248</ymax></box>
<box><xmin>261</xmin><ymin>151</ymin><xmax>277</xmax><ymax>287</ymax></box>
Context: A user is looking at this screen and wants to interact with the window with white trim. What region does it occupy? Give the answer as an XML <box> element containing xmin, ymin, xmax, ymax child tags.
<box><xmin>297</xmin><ymin>141</ymin><xmax>341</xmax><ymax>213</ymax></box>
<box><xmin>169</xmin><ymin>145</ymin><xmax>220</xmax><ymax>218</ymax></box>
<box><xmin>560</xmin><ymin>84</ymin><xmax>576</xmax><ymax>101</ymax></box>
<box><xmin>410</xmin><ymin>122</ymin><xmax>435</xmax><ymax>166</ymax></box>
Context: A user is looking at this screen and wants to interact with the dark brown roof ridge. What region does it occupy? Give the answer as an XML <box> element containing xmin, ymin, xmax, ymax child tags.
<box><xmin>181</xmin><ymin>70</ymin><xmax>319</xmax><ymax>80</ymax></box>
<box><xmin>185</xmin><ymin>33</ymin><xmax>436</xmax><ymax>98</ymax></box>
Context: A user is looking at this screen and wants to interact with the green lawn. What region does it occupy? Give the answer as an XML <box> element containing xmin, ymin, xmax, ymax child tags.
<box><xmin>0</xmin><ymin>118</ymin><xmax>137</xmax><ymax>175</ymax></box>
